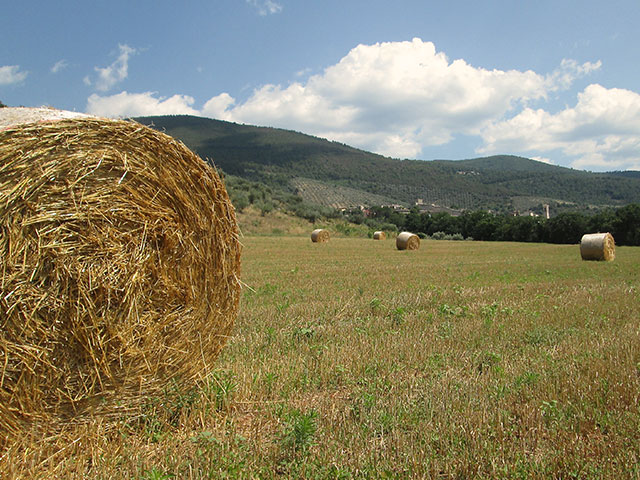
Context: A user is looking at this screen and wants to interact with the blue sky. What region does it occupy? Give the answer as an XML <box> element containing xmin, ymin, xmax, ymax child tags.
<box><xmin>2</xmin><ymin>0</ymin><xmax>640</xmax><ymax>171</ymax></box>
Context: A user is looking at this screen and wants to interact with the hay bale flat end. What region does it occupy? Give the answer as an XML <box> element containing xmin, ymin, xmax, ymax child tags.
<box><xmin>396</xmin><ymin>231</ymin><xmax>420</xmax><ymax>250</ymax></box>
<box><xmin>311</xmin><ymin>228</ymin><xmax>330</xmax><ymax>243</ymax></box>
<box><xmin>0</xmin><ymin>110</ymin><xmax>242</xmax><ymax>438</ymax></box>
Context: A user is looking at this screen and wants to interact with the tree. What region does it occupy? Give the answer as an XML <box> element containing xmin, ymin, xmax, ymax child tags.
<box><xmin>546</xmin><ymin>212</ymin><xmax>587</xmax><ymax>244</ymax></box>
<box><xmin>613</xmin><ymin>203</ymin><xmax>640</xmax><ymax>246</ymax></box>
<box><xmin>403</xmin><ymin>207</ymin><xmax>422</xmax><ymax>233</ymax></box>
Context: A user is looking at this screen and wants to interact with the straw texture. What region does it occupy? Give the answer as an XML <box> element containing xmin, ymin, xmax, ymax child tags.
<box><xmin>580</xmin><ymin>232</ymin><xmax>615</xmax><ymax>261</ymax></box>
<box><xmin>311</xmin><ymin>229</ymin><xmax>330</xmax><ymax>243</ymax></box>
<box><xmin>396</xmin><ymin>232</ymin><xmax>420</xmax><ymax>250</ymax></box>
<box><xmin>0</xmin><ymin>115</ymin><xmax>241</xmax><ymax>439</ymax></box>
<box><xmin>373</xmin><ymin>231</ymin><xmax>386</xmax><ymax>240</ymax></box>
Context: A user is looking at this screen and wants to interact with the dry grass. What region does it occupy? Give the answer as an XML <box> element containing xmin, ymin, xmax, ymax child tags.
<box><xmin>235</xmin><ymin>206</ymin><xmax>313</xmax><ymax>236</ymax></box>
<box><xmin>0</xmin><ymin>118</ymin><xmax>241</xmax><ymax>442</ymax></box>
<box><xmin>2</xmin><ymin>237</ymin><xmax>639</xmax><ymax>479</ymax></box>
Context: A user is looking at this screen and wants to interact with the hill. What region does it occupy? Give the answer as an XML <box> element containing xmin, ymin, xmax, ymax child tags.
<box><xmin>135</xmin><ymin>115</ymin><xmax>640</xmax><ymax>214</ymax></box>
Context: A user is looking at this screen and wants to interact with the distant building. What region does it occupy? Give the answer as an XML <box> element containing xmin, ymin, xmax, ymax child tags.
<box><xmin>416</xmin><ymin>203</ymin><xmax>463</xmax><ymax>217</ymax></box>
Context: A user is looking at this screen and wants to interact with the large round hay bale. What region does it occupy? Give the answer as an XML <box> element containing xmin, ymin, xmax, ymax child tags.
<box><xmin>311</xmin><ymin>228</ymin><xmax>330</xmax><ymax>243</ymax></box>
<box><xmin>396</xmin><ymin>231</ymin><xmax>420</xmax><ymax>250</ymax></box>
<box><xmin>373</xmin><ymin>231</ymin><xmax>386</xmax><ymax>240</ymax></box>
<box><xmin>0</xmin><ymin>109</ymin><xmax>241</xmax><ymax>438</ymax></box>
<box><xmin>580</xmin><ymin>232</ymin><xmax>615</xmax><ymax>261</ymax></box>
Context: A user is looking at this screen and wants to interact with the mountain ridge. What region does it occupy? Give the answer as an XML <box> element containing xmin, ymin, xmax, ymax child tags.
<box><xmin>135</xmin><ymin>114</ymin><xmax>640</xmax><ymax>214</ymax></box>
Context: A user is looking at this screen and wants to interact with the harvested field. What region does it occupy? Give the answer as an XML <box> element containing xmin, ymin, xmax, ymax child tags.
<box><xmin>2</xmin><ymin>237</ymin><xmax>640</xmax><ymax>479</ymax></box>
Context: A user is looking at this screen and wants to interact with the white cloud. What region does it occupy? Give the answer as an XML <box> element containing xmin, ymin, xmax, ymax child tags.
<box><xmin>531</xmin><ymin>156</ymin><xmax>555</xmax><ymax>165</ymax></box>
<box><xmin>0</xmin><ymin>65</ymin><xmax>28</xmax><ymax>85</ymax></box>
<box><xmin>203</xmin><ymin>38</ymin><xmax>595</xmax><ymax>158</ymax></box>
<box><xmin>479</xmin><ymin>84</ymin><xmax>640</xmax><ymax>170</ymax></box>
<box><xmin>83</xmin><ymin>38</ymin><xmax>637</xmax><ymax>169</ymax></box>
<box><xmin>545</xmin><ymin>58</ymin><xmax>601</xmax><ymax>92</ymax></box>
<box><xmin>85</xmin><ymin>44</ymin><xmax>137</xmax><ymax>92</ymax></box>
<box><xmin>86</xmin><ymin>91</ymin><xmax>199</xmax><ymax>117</ymax></box>
<box><xmin>201</xmin><ymin>93</ymin><xmax>236</xmax><ymax>119</ymax></box>
<box><xmin>295</xmin><ymin>67</ymin><xmax>312</xmax><ymax>78</ymax></box>
<box><xmin>51</xmin><ymin>59</ymin><xmax>68</xmax><ymax>74</ymax></box>
<box><xmin>246</xmin><ymin>0</ymin><xmax>282</xmax><ymax>16</ymax></box>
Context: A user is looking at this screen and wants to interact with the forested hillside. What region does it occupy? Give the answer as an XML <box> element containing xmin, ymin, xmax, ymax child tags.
<box><xmin>136</xmin><ymin>115</ymin><xmax>640</xmax><ymax>214</ymax></box>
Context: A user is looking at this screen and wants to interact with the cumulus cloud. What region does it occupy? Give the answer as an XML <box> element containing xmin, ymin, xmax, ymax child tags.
<box><xmin>84</xmin><ymin>38</ymin><xmax>638</xmax><ymax>169</ymax></box>
<box><xmin>201</xmin><ymin>93</ymin><xmax>236</xmax><ymax>118</ymax></box>
<box><xmin>85</xmin><ymin>44</ymin><xmax>137</xmax><ymax>92</ymax></box>
<box><xmin>51</xmin><ymin>59</ymin><xmax>68</xmax><ymax>74</ymax></box>
<box><xmin>478</xmin><ymin>84</ymin><xmax>640</xmax><ymax>170</ymax></box>
<box><xmin>246</xmin><ymin>0</ymin><xmax>282</xmax><ymax>16</ymax></box>
<box><xmin>0</xmin><ymin>65</ymin><xmax>28</xmax><ymax>85</ymax></box>
<box><xmin>204</xmin><ymin>38</ymin><xmax>594</xmax><ymax>158</ymax></box>
<box><xmin>86</xmin><ymin>91</ymin><xmax>199</xmax><ymax>117</ymax></box>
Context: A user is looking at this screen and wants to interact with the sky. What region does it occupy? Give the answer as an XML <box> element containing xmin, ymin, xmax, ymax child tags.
<box><xmin>2</xmin><ymin>0</ymin><xmax>640</xmax><ymax>171</ymax></box>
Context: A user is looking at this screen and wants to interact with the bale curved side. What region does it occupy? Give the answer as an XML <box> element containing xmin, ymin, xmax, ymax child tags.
<box><xmin>0</xmin><ymin>116</ymin><xmax>241</xmax><ymax>438</ymax></box>
<box><xmin>396</xmin><ymin>232</ymin><xmax>420</xmax><ymax>250</ymax></box>
<box><xmin>311</xmin><ymin>229</ymin><xmax>330</xmax><ymax>243</ymax></box>
<box><xmin>373</xmin><ymin>231</ymin><xmax>386</xmax><ymax>240</ymax></box>
<box><xmin>580</xmin><ymin>232</ymin><xmax>615</xmax><ymax>261</ymax></box>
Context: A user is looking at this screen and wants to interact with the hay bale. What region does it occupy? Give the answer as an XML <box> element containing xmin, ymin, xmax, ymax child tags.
<box><xmin>580</xmin><ymin>232</ymin><xmax>615</xmax><ymax>261</ymax></box>
<box><xmin>373</xmin><ymin>231</ymin><xmax>386</xmax><ymax>240</ymax></box>
<box><xmin>311</xmin><ymin>228</ymin><xmax>330</xmax><ymax>243</ymax></box>
<box><xmin>0</xmin><ymin>110</ymin><xmax>241</xmax><ymax>438</ymax></box>
<box><xmin>396</xmin><ymin>231</ymin><xmax>420</xmax><ymax>250</ymax></box>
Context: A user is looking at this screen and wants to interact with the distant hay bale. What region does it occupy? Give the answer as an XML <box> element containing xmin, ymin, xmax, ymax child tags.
<box><xmin>580</xmin><ymin>232</ymin><xmax>615</xmax><ymax>261</ymax></box>
<box><xmin>373</xmin><ymin>231</ymin><xmax>386</xmax><ymax>240</ymax></box>
<box><xmin>396</xmin><ymin>231</ymin><xmax>420</xmax><ymax>250</ymax></box>
<box><xmin>0</xmin><ymin>110</ymin><xmax>242</xmax><ymax>439</ymax></box>
<box><xmin>311</xmin><ymin>228</ymin><xmax>330</xmax><ymax>243</ymax></box>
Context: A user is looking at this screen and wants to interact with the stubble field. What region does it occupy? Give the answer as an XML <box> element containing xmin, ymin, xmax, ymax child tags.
<box><xmin>4</xmin><ymin>236</ymin><xmax>640</xmax><ymax>479</ymax></box>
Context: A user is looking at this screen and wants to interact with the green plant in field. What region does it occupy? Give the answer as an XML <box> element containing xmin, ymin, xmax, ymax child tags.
<box><xmin>524</xmin><ymin>326</ymin><xmax>560</xmax><ymax>346</ymax></box>
<box><xmin>140</xmin><ymin>467</ymin><xmax>174</xmax><ymax>480</ymax></box>
<box><xmin>481</xmin><ymin>302</ymin><xmax>499</xmax><ymax>325</ymax></box>
<box><xmin>204</xmin><ymin>370</ymin><xmax>237</xmax><ymax>411</ymax></box>
<box><xmin>514</xmin><ymin>371</ymin><xmax>541</xmax><ymax>390</ymax></box>
<box><xmin>276</xmin><ymin>298</ymin><xmax>291</xmax><ymax>313</ymax></box>
<box><xmin>391</xmin><ymin>306</ymin><xmax>406</xmax><ymax>326</ymax></box>
<box><xmin>476</xmin><ymin>351</ymin><xmax>502</xmax><ymax>374</ymax></box>
<box><xmin>257</xmin><ymin>282</ymin><xmax>279</xmax><ymax>296</ymax></box>
<box><xmin>131</xmin><ymin>380</ymin><xmax>199</xmax><ymax>441</ymax></box>
<box><xmin>427</xmin><ymin>353</ymin><xmax>446</xmax><ymax>371</ymax></box>
<box><xmin>370</xmin><ymin>297</ymin><xmax>382</xmax><ymax>311</ymax></box>
<box><xmin>190</xmin><ymin>430</ymin><xmax>218</xmax><ymax>446</ymax></box>
<box><xmin>292</xmin><ymin>325</ymin><xmax>315</xmax><ymax>341</ymax></box>
<box><xmin>437</xmin><ymin>320</ymin><xmax>453</xmax><ymax>339</ymax></box>
<box><xmin>540</xmin><ymin>400</ymin><xmax>561</xmax><ymax>426</ymax></box>
<box><xmin>263</xmin><ymin>371</ymin><xmax>279</xmax><ymax>395</ymax></box>
<box><xmin>279</xmin><ymin>409</ymin><xmax>319</xmax><ymax>454</ymax></box>
<box><xmin>439</xmin><ymin>303</ymin><xmax>467</xmax><ymax>317</ymax></box>
<box><xmin>374</xmin><ymin>410</ymin><xmax>396</xmax><ymax>437</ymax></box>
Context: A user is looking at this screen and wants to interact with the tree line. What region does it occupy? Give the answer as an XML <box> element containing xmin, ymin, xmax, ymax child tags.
<box><xmin>347</xmin><ymin>204</ymin><xmax>640</xmax><ymax>246</ymax></box>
